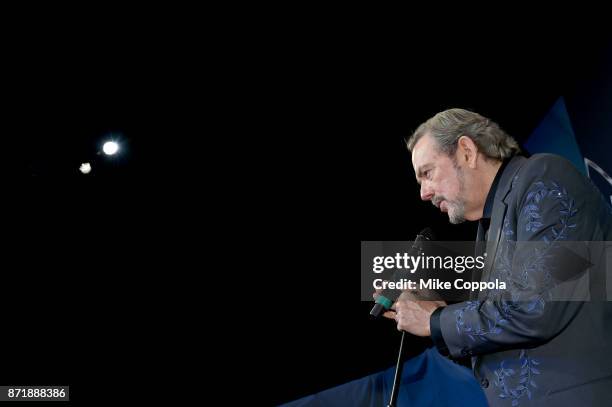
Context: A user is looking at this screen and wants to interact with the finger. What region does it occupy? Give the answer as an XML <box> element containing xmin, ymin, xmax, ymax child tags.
<box><xmin>392</xmin><ymin>299</ymin><xmax>409</xmax><ymax>311</ymax></box>
<box><xmin>383</xmin><ymin>311</ymin><xmax>396</xmax><ymax>319</ymax></box>
<box><xmin>395</xmin><ymin>312</ymin><xmax>404</xmax><ymax>331</ymax></box>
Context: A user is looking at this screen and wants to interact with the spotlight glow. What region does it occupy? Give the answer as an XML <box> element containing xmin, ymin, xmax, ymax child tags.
<box><xmin>79</xmin><ymin>163</ymin><xmax>91</xmax><ymax>174</ymax></box>
<box><xmin>103</xmin><ymin>141</ymin><xmax>119</xmax><ymax>155</ymax></box>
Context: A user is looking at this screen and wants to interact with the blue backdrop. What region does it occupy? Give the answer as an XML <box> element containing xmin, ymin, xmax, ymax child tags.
<box><xmin>525</xmin><ymin>50</ymin><xmax>612</xmax><ymax>205</ymax></box>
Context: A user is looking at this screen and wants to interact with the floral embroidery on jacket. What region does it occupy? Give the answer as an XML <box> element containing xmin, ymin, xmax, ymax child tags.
<box><xmin>491</xmin><ymin>180</ymin><xmax>579</xmax><ymax>405</ymax></box>
<box><xmin>493</xmin><ymin>349</ymin><xmax>540</xmax><ymax>406</ymax></box>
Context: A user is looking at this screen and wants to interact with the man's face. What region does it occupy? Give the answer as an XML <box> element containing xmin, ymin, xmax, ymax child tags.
<box><xmin>411</xmin><ymin>134</ymin><xmax>467</xmax><ymax>224</ymax></box>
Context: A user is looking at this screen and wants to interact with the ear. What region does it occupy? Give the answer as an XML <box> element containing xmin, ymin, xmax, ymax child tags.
<box><xmin>457</xmin><ymin>136</ymin><xmax>479</xmax><ymax>168</ymax></box>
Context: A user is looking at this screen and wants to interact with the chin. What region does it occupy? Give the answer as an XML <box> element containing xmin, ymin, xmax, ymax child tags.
<box><xmin>449</xmin><ymin>217</ymin><xmax>464</xmax><ymax>225</ymax></box>
<box><xmin>447</xmin><ymin>210</ymin><xmax>467</xmax><ymax>225</ymax></box>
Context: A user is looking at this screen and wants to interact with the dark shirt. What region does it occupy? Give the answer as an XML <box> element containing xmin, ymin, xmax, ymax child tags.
<box><xmin>479</xmin><ymin>158</ymin><xmax>509</xmax><ymax>235</ymax></box>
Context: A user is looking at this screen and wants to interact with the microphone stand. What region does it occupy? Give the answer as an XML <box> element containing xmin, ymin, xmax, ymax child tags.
<box><xmin>387</xmin><ymin>330</ymin><xmax>407</xmax><ymax>407</ymax></box>
<box><xmin>369</xmin><ymin>232</ymin><xmax>434</xmax><ymax>406</ymax></box>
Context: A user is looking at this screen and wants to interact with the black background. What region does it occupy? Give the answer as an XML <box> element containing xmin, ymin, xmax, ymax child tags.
<box><xmin>10</xmin><ymin>13</ymin><xmax>612</xmax><ymax>406</ymax></box>
<box><xmin>7</xmin><ymin>8</ymin><xmax>198</xmax><ymax>405</ymax></box>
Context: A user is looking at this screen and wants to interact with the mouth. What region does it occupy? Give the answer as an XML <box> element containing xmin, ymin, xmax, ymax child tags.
<box><xmin>433</xmin><ymin>198</ymin><xmax>446</xmax><ymax>211</ymax></box>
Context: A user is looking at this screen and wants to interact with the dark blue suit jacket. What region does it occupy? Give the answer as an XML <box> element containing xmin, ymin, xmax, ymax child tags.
<box><xmin>433</xmin><ymin>154</ymin><xmax>612</xmax><ymax>406</ymax></box>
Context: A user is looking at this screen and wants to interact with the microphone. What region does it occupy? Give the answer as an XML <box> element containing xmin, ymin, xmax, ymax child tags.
<box><xmin>370</xmin><ymin>228</ymin><xmax>435</xmax><ymax>318</ymax></box>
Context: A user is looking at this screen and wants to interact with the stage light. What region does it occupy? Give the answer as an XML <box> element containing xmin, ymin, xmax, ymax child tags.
<box><xmin>103</xmin><ymin>141</ymin><xmax>119</xmax><ymax>155</ymax></box>
<box><xmin>79</xmin><ymin>163</ymin><xmax>92</xmax><ymax>174</ymax></box>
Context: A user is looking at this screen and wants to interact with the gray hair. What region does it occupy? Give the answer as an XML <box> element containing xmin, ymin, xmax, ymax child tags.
<box><xmin>407</xmin><ymin>108</ymin><xmax>521</xmax><ymax>161</ymax></box>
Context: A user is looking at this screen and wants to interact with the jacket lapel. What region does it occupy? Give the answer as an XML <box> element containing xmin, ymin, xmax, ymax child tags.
<box><xmin>479</xmin><ymin>156</ymin><xmax>527</xmax><ymax>285</ymax></box>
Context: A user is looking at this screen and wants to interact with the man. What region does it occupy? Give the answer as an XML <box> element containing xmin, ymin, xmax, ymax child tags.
<box><xmin>389</xmin><ymin>108</ymin><xmax>612</xmax><ymax>406</ymax></box>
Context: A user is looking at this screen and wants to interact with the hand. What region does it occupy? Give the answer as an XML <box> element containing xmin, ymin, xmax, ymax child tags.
<box><xmin>381</xmin><ymin>291</ymin><xmax>446</xmax><ymax>336</ymax></box>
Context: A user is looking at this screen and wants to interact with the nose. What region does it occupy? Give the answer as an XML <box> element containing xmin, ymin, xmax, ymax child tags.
<box><xmin>420</xmin><ymin>182</ymin><xmax>434</xmax><ymax>202</ymax></box>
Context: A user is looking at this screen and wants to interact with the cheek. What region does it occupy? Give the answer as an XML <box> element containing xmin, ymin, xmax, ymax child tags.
<box><xmin>441</xmin><ymin>179</ymin><xmax>460</xmax><ymax>200</ymax></box>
